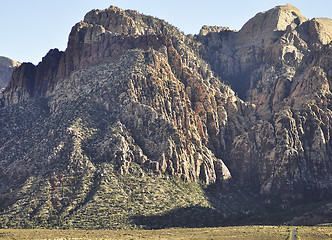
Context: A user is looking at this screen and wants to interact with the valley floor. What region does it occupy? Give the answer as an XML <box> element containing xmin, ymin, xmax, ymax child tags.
<box><xmin>0</xmin><ymin>225</ymin><xmax>331</xmax><ymax>240</ymax></box>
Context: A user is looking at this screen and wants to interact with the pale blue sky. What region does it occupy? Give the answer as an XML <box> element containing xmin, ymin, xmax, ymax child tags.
<box><xmin>0</xmin><ymin>0</ymin><xmax>331</xmax><ymax>64</ymax></box>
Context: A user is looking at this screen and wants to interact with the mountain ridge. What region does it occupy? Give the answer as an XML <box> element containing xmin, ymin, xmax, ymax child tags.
<box><xmin>0</xmin><ymin>4</ymin><xmax>331</xmax><ymax>228</ymax></box>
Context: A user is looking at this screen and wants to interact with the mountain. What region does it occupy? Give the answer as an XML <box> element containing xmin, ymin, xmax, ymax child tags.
<box><xmin>199</xmin><ymin>4</ymin><xmax>332</xmax><ymax>199</ymax></box>
<box><xmin>0</xmin><ymin>5</ymin><xmax>331</xmax><ymax>228</ymax></box>
<box><xmin>0</xmin><ymin>56</ymin><xmax>20</xmax><ymax>91</ymax></box>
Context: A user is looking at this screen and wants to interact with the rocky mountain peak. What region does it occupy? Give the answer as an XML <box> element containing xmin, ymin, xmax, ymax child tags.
<box><xmin>237</xmin><ymin>4</ymin><xmax>308</xmax><ymax>46</ymax></box>
<box><xmin>0</xmin><ymin>5</ymin><xmax>331</xmax><ymax>228</ymax></box>
<box><xmin>271</xmin><ymin>4</ymin><xmax>307</xmax><ymax>30</ymax></box>
<box><xmin>0</xmin><ymin>56</ymin><xmax>20</xmax><ymax>68</ymax></box>
<box><xmin>80</xmin><ymin>5</ymin><xmax>182</xmax><ymax>40</ymax></box>
<box><xmin>307</xmin><ymin>17</ymin><xmax>332</xmax><ymax>45</ymax></box>
<box><xmin>83</xmin><ymin>6</ymin><xmax>140</xmax><ymax>36</ymax></box>
<box><xmin>0</xmin><ymin>57</ymin><xmax>20</xmax><ymax>91</ymax></box>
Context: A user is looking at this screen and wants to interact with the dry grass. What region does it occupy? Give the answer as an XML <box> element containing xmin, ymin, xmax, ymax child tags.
<box><xmin>0</xmin><ymin>226</ymin><xmax>331</xmax><ymax>240</ymax></box>
<box><xmin>297</xmin><ymin>225</ymin><xmax>332</xmax><ymax>240</ymax></box>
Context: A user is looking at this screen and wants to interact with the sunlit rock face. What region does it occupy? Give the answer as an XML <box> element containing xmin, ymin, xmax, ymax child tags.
<box><xmin>0</xmin><ymin>56</ymin><xmax>20</xmax><ymax>91</ymax></box>
<box><xmin>0</xmin><ymin>4</ymin><xmax>331</xmax><ymax>228</ymax></box>
<box><xmin>199</xmin><ymin>4</ymin><xmax>332</xmax><ymax>202</ymax></box>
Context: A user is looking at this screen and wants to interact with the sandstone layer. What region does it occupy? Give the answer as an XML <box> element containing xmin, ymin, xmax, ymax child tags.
<box><xmin>0</xmin><ymin>5</ymin><xmax>331</xmax><ymax>228</ymax></box>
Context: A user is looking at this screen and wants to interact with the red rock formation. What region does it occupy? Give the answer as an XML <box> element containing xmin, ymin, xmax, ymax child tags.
<box><xmin>0</xmin><ymin>5</ymin><xmax>331</xmax><ymax>228</ymax></box>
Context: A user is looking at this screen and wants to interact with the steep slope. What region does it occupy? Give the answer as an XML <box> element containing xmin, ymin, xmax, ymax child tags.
<box><xmin>1</xmin><ymin>6</ymin><xmax>242</xmax><ymax>185</ymax></box>
<box><xmin>0</xmin><ymin>5</ymin><xmax>331</xmax><ymax>228</ymax></box>
<box><xmin>0</xmin><ymin>6</ymin><xmax>254</xmax><ymax>228</ymax></box>
<box><xmin>0</xmin><ymin>57</ymin><xmax>20</xmax><ymax>91</ymax></box>
<box><xmin>199</xmin><ymin>4</ymin><xmax>332</xmax><ymax>203</ymax></box>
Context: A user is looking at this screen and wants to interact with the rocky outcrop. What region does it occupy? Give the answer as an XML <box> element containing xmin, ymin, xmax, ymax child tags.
<box><xmin>199</xmin><ymin>4</ymin><xmax>332</xmax><ymax>202</ymax></box>
<box><xmin>0</xmin><ymin>4</ymin><xmax>331</xmax><ymax>228</ymax></box>
<box><xmin>199</xmin><ymin>26</ymin><xmax>232</xmax><ymax>36</ymax></box>
<box><xmin>1</xmin><ymin>6</ymin><xmax>241</xmax><ymax>189</ymax></box>
<box><xmin>2</xmin><ymin>6</ymin><xmax>204</xmax><ymax>105</ymax></box>
<box><xmin>0</xmin><ymin>56</ymin><xmax>20</xmax><ymax>91</ymax></box>
<box><xmin>198</xmin><ymin>5</ymin><xmax>332</xmax><ymax>100</ymax></box>
<box><xmin>236</xmin><ymin>4</ymin><xmax>308</xmax><ymax>47</ymax></box>
<box><xmin>0</xmin><ymin>50</ymin><xmax>63</xmax><ymax>105</ymax></box>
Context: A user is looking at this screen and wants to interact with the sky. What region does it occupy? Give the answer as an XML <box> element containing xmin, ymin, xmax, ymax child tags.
<box><xmin>0</xmin><ymin>0</ymin><xmax>331</xmax><ymax>65</ymax></box>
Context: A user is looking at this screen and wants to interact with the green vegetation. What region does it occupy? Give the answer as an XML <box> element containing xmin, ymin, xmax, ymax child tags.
<box><xmin>0</xmin><ymin>226</ymin><xmax>331</xmax><ymax>239</ymax></box>
<box><xmin>1</xmin><ymin>7</ymin><xmax>331</xmax><ymax>231</ymax></box>
<box><xmin>0</xmin><ymin>158</ymin><xmax>211</xmax><ymax>229</ymax></box>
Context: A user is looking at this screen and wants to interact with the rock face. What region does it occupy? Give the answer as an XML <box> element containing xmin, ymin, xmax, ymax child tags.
<box><xmin>0</xmin><ymin>56</ymin><xmax>20</xmax><ymax>91</ymax></box>
<box><xmin>198</xmin><ymin>4</ymin><xmax>332</xmax><ymax>203</ymax></box>
<box><xmin>0</xmin><ymin>5</ymin><xmax>331</xmax><ymax>228</ymax></box>
<box><xmin>1</xmin><ymin>6</ymin><xmax>235</xmax><ymax>186</ymax></box>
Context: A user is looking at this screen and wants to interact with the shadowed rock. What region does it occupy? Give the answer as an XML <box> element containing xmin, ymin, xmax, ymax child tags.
<box><xmin>0</xmin><ymin>4</ymin><xmax>331</xmax><ymax>229</ymax></box>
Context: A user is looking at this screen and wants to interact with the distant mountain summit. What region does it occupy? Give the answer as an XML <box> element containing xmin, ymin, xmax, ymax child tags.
<box><xmin>0</xmin><ymin>5</ymin><xmax>331</xmax><ymax>228</ymax></box>
<box><xmin>236</xmin><ymin>4</ymin><xmax>308</xmax><ymax>45</ymax></box>
<box><xmin>0</xmin><ymin>56</ymin><xmax>20</xmax><ymax>91</ymax></box>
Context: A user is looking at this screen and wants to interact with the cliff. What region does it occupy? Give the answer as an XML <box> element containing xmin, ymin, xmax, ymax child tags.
<box><xmin>0</xmin><ymin>4</ymin><xmax>331</xmax><ymax>228</ymax></box>
<box><xmin>198</xmin><ymin>4</ymin><xmax>332</xmax><ymax>202</ymax></box>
